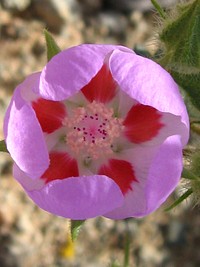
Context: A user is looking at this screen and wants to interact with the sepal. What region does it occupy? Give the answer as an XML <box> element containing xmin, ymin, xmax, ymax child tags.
<box><xmin>70</xmin><ymin>220</ymin><xmax>85</xmax><ymax>241</ymax></box>
<box><xmin>44</xmin><ymin>29</ymin><xmax>61</xmax><ymax>62</ymax></box>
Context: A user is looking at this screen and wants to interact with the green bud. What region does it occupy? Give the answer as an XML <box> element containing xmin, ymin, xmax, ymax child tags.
<box><xmin>0</xmin><ymin>140</ymin><xmax>8</xmax><ymax>153</ymax></box>
<box><xmin>157</xmin><ymin>0</ymin><xmax>200</xmax><ymax>110</ymax></box>
<box><xmin>44</xmin><ymin>29</ymin><xmax>61</xmax><ymax>62</ymax></box>
<box><xmin>70</xmin><ymin>220</ymin><xmax>85</xmax><ymax>242</ymax></box>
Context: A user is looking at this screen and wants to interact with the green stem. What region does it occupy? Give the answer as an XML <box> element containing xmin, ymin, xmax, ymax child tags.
<box><xmin>123</xmin><ymin>221</ymin><xmax>131</xmax><ymax>267</ymax></box>
<box><xmin>151</xmin><ymin>0</ymin><xmax>166</xmax><ymax>19</ymax></box>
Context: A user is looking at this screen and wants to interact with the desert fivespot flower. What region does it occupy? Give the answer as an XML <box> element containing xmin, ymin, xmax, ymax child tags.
<box><xmin>4</xmin><ymin>44</ymin><xmax>189</xmax><ymax>219</ymax></box>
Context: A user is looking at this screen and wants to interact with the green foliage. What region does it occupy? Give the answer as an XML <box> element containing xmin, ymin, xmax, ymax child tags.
<box><xmin>0</xmin><ymin>140</ymin><xmax>8</xmax><ymax>153</ymax></box>
<box><xmin>182</xmin><ymin>167</ymin><xmax>199</xmax><ymax>181</ymax></box>
<box><xmin>70</xmin><ymin>220</ymin><xmax>85</xmax><ymax>241</ymax></box>
<box><xmin>190</xmin><ymin>151</ymin><xmax>200</xmax><ymax>176</ymax></box>
<box><xmin>44</xmin><ymin>29</ymin><xmax>61</xmax><ymax>62</ymax></box>
<box><xmin>158</xmin><ymin>0</ymin><xmax>200</xmax><ymax>110</ymax></box>
<box><xmin>164</xmin><ymin>166</ymin><xmax>200</xmax><ymax>211</ymax></box>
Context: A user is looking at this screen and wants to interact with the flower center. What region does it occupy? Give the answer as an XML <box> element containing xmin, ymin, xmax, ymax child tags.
<box><xmin>63</xmin><ymin>101</ymin><xmax>124</xmax><ymax>160</ymax></box>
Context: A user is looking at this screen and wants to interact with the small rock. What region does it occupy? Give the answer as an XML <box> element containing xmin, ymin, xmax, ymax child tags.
<box><xmin>103</xmin><ymin>0</ymin><xmax>179</xmax><ymax>12</ymax></box>
<box><xmin>31</xmin><ymin>0</ymin><xmax>79</xmax><ymax>33</ymax></box>
<box><xmin>0</xmin><ymin>0</ymin><xmax>31</xmax><ymax>12</ymax></box>
<box><xmin>97</xmin><ymin>11</ymin><xmax>128</xmax><ymax>38</ymax></box>
<box><xmin>77</xmin><ymin>0</ymin><xmax>103</xmax><ymax>15</ymax></box>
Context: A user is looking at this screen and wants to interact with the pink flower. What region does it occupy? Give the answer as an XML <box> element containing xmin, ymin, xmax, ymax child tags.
<box><xmin>4</xmin><ymin>44</ymin><xmax>189</xmax><ymax>219</ymax></box>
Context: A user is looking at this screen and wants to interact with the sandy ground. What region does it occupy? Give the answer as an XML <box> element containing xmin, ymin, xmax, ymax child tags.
<box><xmin>0</xmin><ymin>1</ymin><xmax>200</xmax><ymax>266</ymax></box>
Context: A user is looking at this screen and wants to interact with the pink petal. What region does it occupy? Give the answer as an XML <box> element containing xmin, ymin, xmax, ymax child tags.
<box><xmin>37</xmin><ymin>44</ymin><xmax>134</xmax><ymax>101</ymax></box>
<box><xmin>4</xmin><ymin>74</ymin><xmax>49</xmax><ymax>178</ymax></box>
<box><xmin>41</xmin><ymin>152</ymin><xmax>79</xmax><ymax>183</ymax></box>
<box><xmin>145</xmin><ymin>137</ymin><xmax>183</xmax><ymax>212</ymax></box>
<box><xmin>14</xmin><ymin>165</ymin><xmax>124</xmax><ymax>220</ymax></box>
<box><xmin>32</xmin><ymin>98</ymin><xmax>66</xmax><ymax>134</ymax></box>
<box><xmin>123</xmin><ymin>104</ymin><xmax>164</xmax><ymax>143</ymax></box>
<box><xmin>109</xmin><ymin>50</ymin><xmax>189</xmax><ymax>145</ymax></box>
<box><xmin>98</xmin><ymin>159</ymin><xmax>137</xmax><ymax>195</ymax></box>
<box><xmin>81</xmin><ymin>64</ymin><xmax>117</xmax><ymax>103</ymax></box>
<box><xmin>104</xmin><ymin>136</ymin><xmax>183</xmax><ymax>219</ymax></box>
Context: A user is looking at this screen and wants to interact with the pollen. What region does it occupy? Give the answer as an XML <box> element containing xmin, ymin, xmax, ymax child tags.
<box><xmin>63</xmin><ymin>101</ymin><xmax>124</xmax><ymax>160</ymax></box>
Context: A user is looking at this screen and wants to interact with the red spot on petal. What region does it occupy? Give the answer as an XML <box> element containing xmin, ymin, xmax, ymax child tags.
<box><xmin>41</xmin><ymin>152</ymin><xmax>79</xmax><ymax>183</ymax></box>
<box><xmin>123</xmin><ymin>104</ymin><xmax>164</xmax><ymax>143</ymax></box>
<box><xmin>81</xmin><ymin>64</ymin><xmax>117</xmax><ymax>103</ymax></box>
<box><xmin>32</xmin><ymin>98</ymin><xmax>66</xmax><ymax>133</ymax></box>
<box><xmin>98</xmin><ymin>159</ymin><xmax>136</xmax><ymax>194</ymax></box>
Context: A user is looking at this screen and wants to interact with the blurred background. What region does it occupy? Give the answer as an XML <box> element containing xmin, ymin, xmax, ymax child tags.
<box><xmin>0</xmin><ymin>0</ymin><xmax>200</xmax><ymax>266</ymax></box>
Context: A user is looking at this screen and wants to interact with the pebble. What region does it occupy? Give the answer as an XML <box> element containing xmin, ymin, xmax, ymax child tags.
<box><xmin>103</xmin><ymin>0</ymin><xmax>179</xmax><ymax>12</ymax></box>
<box><xmin>0</xmin><ymin>0</ymin><xmax>31</xmax><ymax>11</ymax></box>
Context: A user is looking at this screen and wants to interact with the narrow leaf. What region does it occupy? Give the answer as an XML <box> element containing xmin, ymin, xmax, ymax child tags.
<box><xmin>44</xmin><ymin>29</ymin><xmax>61</xmax><ymax>62</ymax></box>
<box><xmin>70</xmin><ymin>220</ymin><xmax>85</xmax><ymax>242</ymax></box>
<box><xmin>164</xmin><ymin>189</ymin><xmax>193</xmax><ymax>211</ymax></box>
<box><xmin>0</xmin><ymin>140</ymin><xmax>8</xmax><ymax>153</ymax></box>
<box><xmin>151</xmin><ymin>0</ymin><xmax>166</xmax><ymax>19</ymax></box>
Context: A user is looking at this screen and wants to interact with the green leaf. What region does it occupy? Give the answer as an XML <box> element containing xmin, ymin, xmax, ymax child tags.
<box><xmin>0</xmin><ymin>140</ymin><xmax>8</xmax><ymax>153</ymax></box>
<box><xmin>164</xmin><ymin>188</ymin><xmax>193</xmax><ymax>211</ymax></box>
<box><xmin>44</xmin><ymin>29</ymin><xmax>61</xmax><ymax>62</ymax></box>
<box><xmin>160</xmin><ymin>0</ymin><xmax>200</xmax><ymax>68</ymax></box>
<box><xmin>70</xmin><ymin>220</ymin><xmax>85</xmax><ymax>242</ymax></box>
<box><xmin>171</xmin><ymin>71</ymin><xmax>200</xmax><ymax>111</ymax></box>
<box><xmin>158</xmin><ymin>0</ymin><xmax>200</xmax><ymax>110</ymax></box>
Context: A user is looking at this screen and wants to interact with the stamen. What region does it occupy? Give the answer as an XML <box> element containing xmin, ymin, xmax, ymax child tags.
<box><xmin>63</xmin><ymin>101</ymin><xmax>124</xmax><ymax>160</ymax></box>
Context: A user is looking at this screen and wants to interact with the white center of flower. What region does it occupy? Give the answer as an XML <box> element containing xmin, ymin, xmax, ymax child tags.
<box><xmin>63</xmin><ymin>101</ymin><xmax>124</xmax><ymax>160</ymax></box>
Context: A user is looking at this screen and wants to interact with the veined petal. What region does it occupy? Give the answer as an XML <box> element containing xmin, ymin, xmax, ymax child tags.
<box><xmin>14</xmin><ymin>165</ymin><xmax>124</xmax><ymax>220</ymax></box>
<box><xmin>13</xmin><ymin>163</ymin><xmax>45</xmax><ymax>190</ymax></box>
<box><xmin>109</xmin><ymin>50</ymin><xmax>189</xmax><ymax>145</ymax></box>
<box><xmin>144</xmin><ymin>137</ymin><xmax>183</xmax><ymax>213</ymax></box>
<box><xmin>32</xmin><ymin>98</ymin><xmax>66</xmax><ymax>134</ymax></box>
<box><xmin>3</xmin><ymin>74</ymin><xmax>49</xmax><ymax>179</ymax></box>
<box><xmin>37</xmin><ymin>44</ymin><xmax>134</xmax><ymax>101</ymax></box>
<box><xmin>81</xmin><ymin>64</ymin><xmax>117</xmax><ymax>103</ymax></box>
<box><xmin>104</xmin><ymin>136</ymin><xmax>183</xmax><ymax>219</ymax></box>
<box><xmin>98</xmin><ymin>159</ymin><xmax>137</xmax><ymax>194</ymax></box>
<box><xmin>41</xmin><ymin>152</ymin><xmax>79</xmax><ymax>183</ymax></box>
